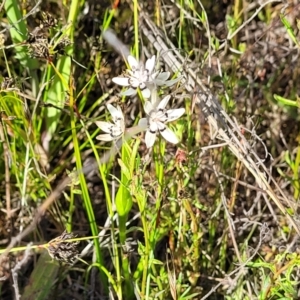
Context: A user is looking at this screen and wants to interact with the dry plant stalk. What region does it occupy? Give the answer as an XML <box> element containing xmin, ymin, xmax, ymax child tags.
<box><xmin>139</xmin><ymin>12</ymin><xmax>300</xmax><ymax>235</ymax></box>
<box><xmin>11</xmin><ymin>244</ymin><xmax>32</xmax><ymax>300</ymax></box>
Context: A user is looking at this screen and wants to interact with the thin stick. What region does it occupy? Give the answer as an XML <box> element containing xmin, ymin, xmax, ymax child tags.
<box><xmin>0</xmin><ymin>114</ymin><xmax>12</xmax><ymax>219</ymax></box>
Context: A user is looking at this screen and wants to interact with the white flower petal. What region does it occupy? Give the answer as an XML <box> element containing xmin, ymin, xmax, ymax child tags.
<box><xmin>144</xmin><ymin>101</ymin><xmax>154</xmax><ymax>114</ymax></box>
<box><xmin>152</xmin><ymin>79</ymin><xmax>166</xmax><ymax>86</ymax></box>
<box><xmin>116</xmin><ymin>105</ymin><xmax>123</xmax><ymax>116</ymax></box>
<box><xmin>112</xmin><ymin>77</ymin><xmax>130</xmax><ymax>86</ymax></box>
<box><xmin>157</xmin><ymin>121</ymin><xmax>166</xmax><ymax>131</ymax></box>
<box><xmin>145</xmin><ymin>55</ymin><xmax>156</xmax><ymax>73</ymax></box>
<box><xmin>121</xmin><ymin>88</ymin><xmax>137</xmax><ymax>96</ymax></box>
<box><xmin>155</xmin><ymin>71</ymin><xmax>170</xmax><ymax>82</ymax></box>
<box><xmin>155</xmin><ymin>111</ymin><xmax>169</xmax><ymax>123</ymax></box>
<box><xmin>128</xmin><ymin>55</ymin><xmax>138</xmax><ymax>69</ymax></box>
<box><xmin>141</xmin><ymin>88</ymin><xmax>151</xmax><ymax>98</ymax></box>
<box><xmin>129</xmin><ymin>77</ymin><xmax>140</xmax><ymax>88</ymax></box>
<box><xmin>165</xmin><ymin>108</ymin><xmax>185</xmax><ymax>122</ymax></box>
<box><xmin>151</xmin><ymin>71</ymin><xmax>159</xmax><ymax>79</ymax></box>
<box><xmin>145</xmin><ymin>130</ymin><xmax>156</xmax><ymax>148</ymax></box>
<box><xmin>107</xmin><ymin>104</ymin><xmax>122</xmax><ymax>120</ymax></box>
<box><xmin>95</xmin><ymin>121</ymin><xmax>113</xmax><ymax>133</ymax></box>
<box><xmin>160</xmin><ymin>127</ymin><xmax>179</xmax><ymax>144</ymax></box>
<box><xmin>157</xmin><ymin>95</ymin><xmax>171</xmax><ymax>110</ymax></box>
<box><xmin>110</xmin><ymin>126</ymin><xmax>124</xmax><ymax>137</ymax></box>
<box><xmin>164</xmin><ymin>77</ymin><xmax>182</xmax><ymax>87</ymax></box>
<box><xmin>149</xmin><ymin>120</ymin><xmax>159</xmax><ymax>132</ymax></box>
<box><xmin>138</xmin><ymin>118</ymin><xmax>148</xmax><ymax>129</ymax></box>
<box><xmin>96</xmin><ymin>133</ymin><xmax>115</xmax><ymax>141</ymax></box>
<box><xmin>139</xmin><ymin>82</ymin><xmax>147</xmax><ymax>89</ymax></box>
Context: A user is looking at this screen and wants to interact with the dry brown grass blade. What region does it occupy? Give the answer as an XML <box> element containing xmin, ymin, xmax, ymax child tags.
<box><xmin>139</xmin><ymin>12</ymin><xmax>300</xmax><ymax>235</ymax></box>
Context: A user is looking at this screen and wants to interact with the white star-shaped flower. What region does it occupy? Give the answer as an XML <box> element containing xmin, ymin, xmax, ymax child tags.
<box><xmin>96</xmin><ymin>104</ymin><xmax>125</xmax><ymax>141</ymax></box>
<box><xmin>138</xmin><ymin>95</ymin><xmax>185</xmax><ymax>148</ymax></box>
<box><xmin>112</xmin><ymin>55</ymin><xmax>179</xmax><ymax>98</ymax></box>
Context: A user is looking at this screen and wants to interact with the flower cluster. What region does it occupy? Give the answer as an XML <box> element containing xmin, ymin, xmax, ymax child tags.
<box><xmin>112</xmin><ymin>55</ymin><xmax>179</xmax><ymax>98</ymax></box>
<box><xmin>96</xmin><ymin>55</ymin><xmax>185</xmax><ymax>148</ymax></box>
<box><xmin>95</xmin><ymin>104</ymin><xmax>124</xmax><ymax>141</ymax></box>
<box><xmin>138</xmin><ymin>95</ymin><xmax>185</xmax><ymax>148</ymax></box>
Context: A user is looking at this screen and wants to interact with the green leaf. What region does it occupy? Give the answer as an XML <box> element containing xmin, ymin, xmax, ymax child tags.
<box><xmin>116</xmin><ymin>184</ymin><xmax>132</xmax><ymax>216</ymax></box>
<box><xmin>117</xmin><ymin>158</ymin><xmax>131</xmax><ymax>181</ymax></box>
<box><xmin>280</xmin><ymin>14</ymin><xmax>300</xmax><ymax>48</ymax></box>
<box><xmin>21</xmin><ymin>251</ymin><xmax>59</xmax><ymax>300</ymax></box>
<box><xmin>274</xmin><ymin>94</ymin><xmax>300</xmax><ymax>108</ymax></box>
<box><xmin>4</xmin><ymin>0</ymin><xmax>39</xmax><ymax>69</ymax></box>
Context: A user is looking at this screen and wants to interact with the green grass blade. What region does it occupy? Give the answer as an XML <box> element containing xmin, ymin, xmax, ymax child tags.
<box><xmin>4</xmin><ymin>0</ymin><xmax>40</xmax><ymax>96</ymax></box>
<box><xmin>69</xmin><ymin>93</ymin><xmax>107</xmax><ymax>291</ymax></box>
<box><xmin>44</xmin><ymin>0</ymin><xmax>81</xmax><ymax>144</ymax></box>
<box><xmin>4</xmin><ymin>0</ymin><xmax>39</xmax><ymax>69</ymax></box>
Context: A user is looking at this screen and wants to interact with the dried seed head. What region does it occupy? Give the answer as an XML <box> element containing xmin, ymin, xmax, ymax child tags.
<box><xmin>27</xmin><ymin>27</ymin><xmax>48</xmax><ymax>43</ymax></box>
<box><xmin>1</xmin><ymin>77</ymin><xmax>15</xmax><ymax>90</ymax></box>
<box><xmin>54</xmin><ymin>37</ymin><xmax>72</xmax><ymax>54</ymax></box>
<box><xmin>28</xmin><ymin>39</ymin><xmax>51</xmax><ymax>60</ymax></box>
<box><xmin>41</xmin><ymin>12</ymin><xmax>58</xmax><ymax>28</ymax></box>
<box><xmin>47</xmin><ymin>230</ymin><xmax>80</xmax><ymax>264</ymax></box>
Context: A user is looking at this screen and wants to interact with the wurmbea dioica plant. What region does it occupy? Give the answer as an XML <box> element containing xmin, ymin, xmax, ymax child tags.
<box><xmin>95</xmin><ymin>104</ymin><xmax>125</xmax><ymax>141</ymax></box>
<box><xmin>138</xmin><ymin>95</ymin><xmax>185</xmax><ymax>148</ymax></box>
<box><xmin>96</xmin><ymin>55</ymin><xmax>185</xmax><ymax>148</ymax></box>
<box><xmin>112</xmin><ymin>55</ymin><xmax>180</xmax><ymax>98</ymax></box>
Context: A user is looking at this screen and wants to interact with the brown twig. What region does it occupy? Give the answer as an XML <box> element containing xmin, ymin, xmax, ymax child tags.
<box><xmin>0</xmin><ymin>113</ymin><xmax>12</xmax><ymax>220</ymax></box>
